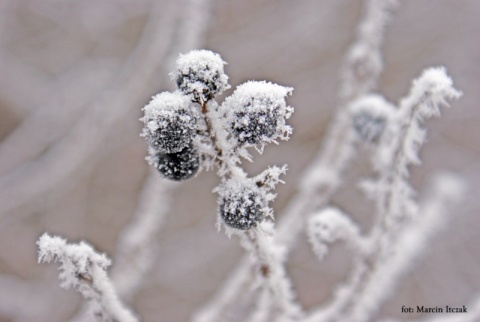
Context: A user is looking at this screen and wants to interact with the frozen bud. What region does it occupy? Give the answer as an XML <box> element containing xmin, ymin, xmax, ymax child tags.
<box><xmin>150</xmin><ymin>143</ymin><xmax>200</xmax><ymax>181</ymax></box>
<box><xmin>221</xmin><ymin>81</ymin><xmax>293</xmax><ymax>147</ymax></box>
<box><xmin>308</xmin><ymin>207</ymin><xmax>360</xmax><ymax>260</ymax></box>
<box><xmin>217</xmin><ymin>178</ymin><xmax>268</xmax><ymax>230</ymax></box>
<box><xmin>173</xmin><ymin>50</ymin><xmax>230</xmax><ymax>102</ymax></box>
<box><xmin>142</xmin><ymin>92</ymin><xmax>198</xmax><ymax>154</ymax></box>
<box><xmin>349</xmin><ymin>94</ymin><xmax>395</xmax><ymax>144</ymax></box>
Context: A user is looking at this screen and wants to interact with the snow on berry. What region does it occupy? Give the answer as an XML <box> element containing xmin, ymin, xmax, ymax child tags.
<box><xmin>220</xmin><ymin>81</ymin><xmax>293</xmax><ymax>149</ymax></box>
<box><xmin>142</xmin><ymin>91</ymin><xmax>198</xmax><ymax>154</ymax></box>
<box><xmin>216</xmin><ymin>178</ymin><xmax>270</xmax><ymax>230</ymax></box>
<box><xmin>349</xmin><ymin>94</ymin><xmax>395</xmax><ymax>144</ymax></box>
<box><xmin>173</xmin><ymin>50</ymin><xmax>230</xmax><ymax>103</ymax></box>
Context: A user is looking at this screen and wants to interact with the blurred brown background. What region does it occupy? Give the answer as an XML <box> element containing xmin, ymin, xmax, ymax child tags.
<box><xmin>0</xmin><ymin>0</ymin><xmax>479</xmax><ymax>321</ymax></box>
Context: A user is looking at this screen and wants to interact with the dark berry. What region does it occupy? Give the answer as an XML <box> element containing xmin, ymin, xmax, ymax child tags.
<box><xmin>231</xmin><ymin>102</ymin><xmax>279</xmax><ymax>145</ymax></box>
<box><xmin>142</xmin><ymin>92</ymin><xmax>197</xmax><ymax>154</ymax></box>
<box><xmin>174</xmin><ymin>50</ymin><xmax>230</xmax><ymax>102</ymax></box>
<box><xmin>349</xmin><ymin>94</ymin><xmax>394</xmax><ymax>144</ymax></box>
<box><xmin>150</xmin><ymin>109</ymin><xmax>196</xmax><ymax>154</ymax></box>
<box><xmin>221</xmin><ymin>81</ymin><xmax>293</xmax><ymax>148</ymax></box>
<box><xmin>218</xmin><ymin>180</ymin><xmax>266</xmax><ymax>230</ymax></box>
<box><xmin>352</xmin><ymin>112</ymin><xmax>386</xmax><ymax>144</ymax></box>
<box><xmin>154</xmin><ymin>144</ymin><xmax>200</xmax><ymax>181</ymax></box>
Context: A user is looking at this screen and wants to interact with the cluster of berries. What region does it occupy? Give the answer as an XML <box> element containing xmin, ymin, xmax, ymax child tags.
<box><xmin>141</xmin><ymin>50</ymin><xmax>293</xmax><ymax>230</ymax></box>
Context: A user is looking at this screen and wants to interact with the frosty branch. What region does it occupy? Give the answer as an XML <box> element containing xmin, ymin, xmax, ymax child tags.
<box><xmin>140</xmin><ymin>49</ymin><xmax>301</xmax><ymax>320</ymax></box>
<box><xmin>37</xmin><ymin>233</ymin><xmax>137</xmax><ymax>322</ymax></box>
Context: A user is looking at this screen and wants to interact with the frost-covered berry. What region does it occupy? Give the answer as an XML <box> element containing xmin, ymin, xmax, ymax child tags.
<box><xmin>151</xmin><ymin>144</ymin><xmax>200</xmax><ymax>181</ymax></box>
<box><xmin>142</xmin><ymin>92</ymin><xmax>197</xmax><ymax>154</ymax></box>
<box><xmin>349</xmin><ymin>94</ymin><xmax>395</xmax><ymax>144</ymax></box>
<box><xmin>221</xmin><ymin>81</ymin><xmax>293</xmax><ymax>147</ymax></box>
<box><xmin>173</xmin><ymin>50</ymin><xmax>230</xmax><ymax>103</ymax></box>
<box><xmin>217</xmin><ymin>179</ymin><xmax>268</xmax><ymax>230</ymax></box>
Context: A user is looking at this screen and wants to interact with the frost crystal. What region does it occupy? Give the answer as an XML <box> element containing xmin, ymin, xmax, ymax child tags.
<box><xmin>142</xmin><ymin>91</ymin><xmax>197</xmax><ymax>154</ymax></box>
<box><xmin>151</xmin><ymin>143</ymin><xmax>200</xmax><ymax>181</ymax></box>
<box><xmin>221</xmin><ymin>81</ymin><xmax>293</xmax><ymax>148</ymax></box>
<box><xmin>349</xmin><ymin>94</ymin><xmax>395</xmax><ymax>144</ymax></box>
<box><xmin>173</xmin><ymin>50</ymin><xmax>230</xmax><ymax>102</ymax></box>
<box><xmin>217</xmin><ymin>178</ymin><xmax>268</xmax><ymax>230</ymax></box>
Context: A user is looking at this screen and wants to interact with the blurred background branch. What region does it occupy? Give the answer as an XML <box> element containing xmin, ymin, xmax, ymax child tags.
<box><xmin>0</xmin><ymin>0</ymin><xmax>479</xmax><ymax>321</ymax></box>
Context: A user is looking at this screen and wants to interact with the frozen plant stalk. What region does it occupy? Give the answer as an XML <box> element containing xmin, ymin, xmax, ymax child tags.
<box><xmin>141</xmin><ymin>49</ymin><xmax>301</xmax><ymax>320</ymax></box>
<box><xmin>37</xmin><ymin>233</ymin><xmax>137</xmax><ymax>322</ymax></box>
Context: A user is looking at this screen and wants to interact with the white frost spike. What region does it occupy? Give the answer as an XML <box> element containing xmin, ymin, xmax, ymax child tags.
<box><xmin>173</xmin><ymin>49</ymin><xmax>230</xmax><ymax>102</ymax></box>
<box><xmin>406</xmin><ymin>67</ymin><xmax>462</xmax><ymax>119</ymax></box>
<box><xmin>221</xmin><ymin>80</ymin><xmax>293</xmax><ymax>151</ymax></box>
<box><xmin>376</xmin><ymin>67</ymin><xmax>461</xmax><ymax>173</ymax></box>
<box><xmin>349</xmin><ymin>94</ymin><xmax>395</xmax><ymax>144</ymax></box>
<box><xmin>253</xmin><ymin>165</ymin><xmax>287</xmax><ymax>190</ymax></box>
<box><xmin>37</xmin><ymin>233</ymin><xmax>138</xmax><ymax>322</ymax></box>
<box><xmin>308</xmin><ymin>207</ymin><xmax>361</xmax><ymax>261</ymax></box>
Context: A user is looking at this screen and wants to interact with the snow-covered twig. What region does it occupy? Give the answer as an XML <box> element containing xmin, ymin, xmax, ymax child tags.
<box><xmin>143</xmin><ymin>49</ymin><xmax>301</xmax><ymax>320</ymax></box>
<box><xmin>369</xmin><ymin>67</ymin><xmax>462</xmax><ymax>254</ymax></box>
<box><xmin>305</xmin><ymin>173</ymin><xmax>464</xmax><ymax>322</ymax></box>
<box><xmin>346</xmin><ymin>173</ymin><xmax>465</xmax><ymax>322</ymax></box>
<box><xmin>303</xmin><ymin>65</ymin><xmax>463</xmax><ymax>321</ymax></box>
<box><xmin>192</xmin><ymin>1</ymin><xmax>398</xmax><ymax>319</ymax></box>
<box><xmin>37</xmin><ymin>233</ymin><xmax>138</xmax><ymax>322</ymax></box>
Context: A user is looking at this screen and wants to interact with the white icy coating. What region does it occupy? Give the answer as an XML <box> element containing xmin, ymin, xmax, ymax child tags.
<box><xmin>220</xmin><ymin>80</ymin><xmax>293</xmax><ymax>153</ymax></box>
<box><xmin>344</xmin><ymin>173</ymin><xmax>465</xmax><ymax>322</ymax></box>
<box><xmin>141</xmin><ymin>91</ymin><xmax>196</xmax><ymax>139</ymax></box>
<box><xmin>372</xmin><ymin>67</ymin><xmax>462</xmax><ymax>230</ymax></box>
<box><xmin>377</xmin><ymin>67</ymin><xmax>462</xmax><ymax>172</ymax></box>
<box><xmin>173</xmin><ymin>49</ymin><xmax>230</xmax><ymax>101</ymax></box>
<box><xmin>349</xmin><ymin>94</ymin><xmax>395</xmax><ymax>118</ymax></box>
<box><xmin>215</xmin><ymin>177</ymin><xmax>270</xmax><ymax>231</ymax></box>
<box><xmin>142</xmin><ymin>91</ymin><xmax>192</xmax><ymax>125</ymax></box>
<box><xmin>37</xmin><ymin>234</ymin><xmax>137</xmax><ymax>322</ymax></box>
